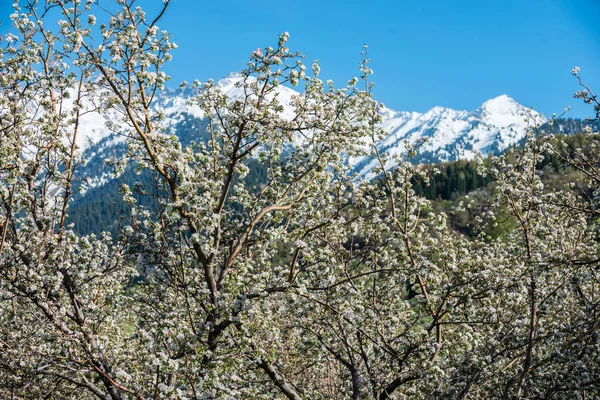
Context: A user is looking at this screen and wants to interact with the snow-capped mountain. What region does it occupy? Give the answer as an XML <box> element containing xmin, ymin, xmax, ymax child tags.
<box><xmin>75</xmin><ymin>73</ymin><xmax>546</xmax><ymax>183</ymax></box>
<box><xmin>351</xmin><ymin>94</ymin><xmax>546</xmax><ymax>178</ymax></box>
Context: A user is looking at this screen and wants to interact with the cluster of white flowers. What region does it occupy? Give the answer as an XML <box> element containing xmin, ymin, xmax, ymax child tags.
<box><xmin>0</xmin><ymin>1</ymin><xmax>599</xmax><ymax>399</ymax></box>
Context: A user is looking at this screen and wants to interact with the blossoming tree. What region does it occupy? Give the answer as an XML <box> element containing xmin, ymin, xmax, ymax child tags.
<box><xmin>0</xmin><ymin>1</ymin><xmax>599</xmax><ymax>399</ymax></box>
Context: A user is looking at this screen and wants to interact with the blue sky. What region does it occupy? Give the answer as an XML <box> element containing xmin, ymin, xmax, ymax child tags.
<box><xmin>1</xmin><ymin>0</ymin><xmax>599</xmax><ymax>118</ymax></box>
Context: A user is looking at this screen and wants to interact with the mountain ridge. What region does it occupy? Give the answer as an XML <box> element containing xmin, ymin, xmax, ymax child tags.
<box><xmin>65</xmin><ymin>74</ymin><xmax>599</xmax><ymax>236</ymax></box>
<box><xmin>75</xmin><ymin>73</ymin><xmax>547</xmax><ymax>180</ymax></box>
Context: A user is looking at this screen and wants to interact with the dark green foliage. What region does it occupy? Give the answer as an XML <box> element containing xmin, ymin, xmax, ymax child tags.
<box><xmin>67</xmin><ymin>157</ymin><xmax>270</xmax><ymax>237</ymax></box>
<box><xmin>409</xmin><ymin>133</ymin><xmax>599</xmax><ymax>237</ymax></box>
<box><xmin>66</xmin><ymin>167</ymin><xmax>163</xmax><ymax>237</ymax></box>
<box><xmin>412</xmin><ymin>160</ymin><xmax>493</xmax><ymax>201</ymax></box>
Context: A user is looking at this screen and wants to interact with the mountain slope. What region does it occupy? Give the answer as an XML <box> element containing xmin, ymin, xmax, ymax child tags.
<box><xmin>350</xmin><ymin>94</ymin><xmax>546</xmax><ymax>178</ymax></box>
<box><xmin>74</xmin><ymin>75</ymin><xmax>547</xmax><ymax>183</ymax></box>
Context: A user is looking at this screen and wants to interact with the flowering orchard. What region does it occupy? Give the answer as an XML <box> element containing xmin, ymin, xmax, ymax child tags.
<box><xmin>0</xmin><ymin>1</ymin><xmax>599</xmax><ymax>399</ymax></box>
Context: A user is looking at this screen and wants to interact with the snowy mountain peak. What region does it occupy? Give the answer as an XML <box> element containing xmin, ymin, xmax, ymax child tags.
<box><xmin>351</xmin><ymin>95</ymin><xmax>547</xmax><ymax>179</ymax></box>
<box><xmin>421</xmin><ymin>106</ymin><xmax>466</xmax><ymax>121</ymax></box>
<box><xmin>218</xmin><ymin>71</ymin><xmax>244</xmax><ymax>85</ymax></box>
<box><xmin>424</xmin><ymin>106</ymin><xmax>451</xmax><ymax>116</ymax></box>
<box><xmin>379</xmin><ymin>107</ymin><xmax>421</xmax><ymax>121</ymax></box>
<box><xmin>224</xmin><ymin>71</ymin><xmax>244</xmax><ymax>79</ymax></box>
<box><xmin>215</xmin><ymin>72</ymin><xmax>247</xmax><ymax>95</ymax></box>
<box><xmin>469</xmin><ymin>94</ymin><xmax>544</xmax><ymax>130</ymax></box>
<box><xmin>479</xmin><ymin>94</ymin><xmax>521</xmax><ymax>115</ymax></box>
